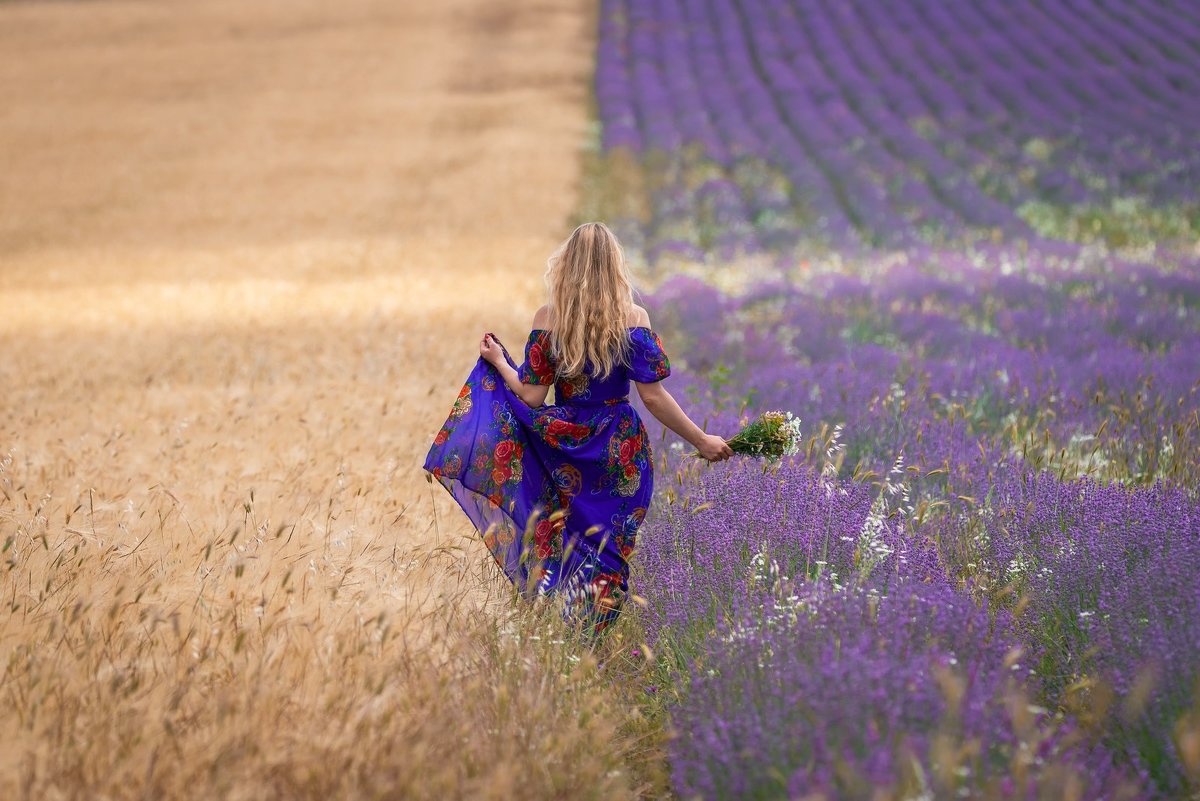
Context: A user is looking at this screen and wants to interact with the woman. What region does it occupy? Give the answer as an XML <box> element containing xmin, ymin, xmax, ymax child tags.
<box><xmin>424</xmin><ymin>222</ymin><xmax>731</xmax><ymax>635</ymax></box>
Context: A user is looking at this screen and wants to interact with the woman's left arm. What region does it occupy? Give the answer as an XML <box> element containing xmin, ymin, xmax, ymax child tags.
<box><xmin>481</xmin><ymin>334</ymin><xmax>550</xmax><ymax>407</ymax></box>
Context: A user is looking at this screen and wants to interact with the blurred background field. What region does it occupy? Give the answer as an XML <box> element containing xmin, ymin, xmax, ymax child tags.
<box><xmin>3</xmin><ymin>0</ymin><xmax>1200</xmax><ymax>799</ymax></box>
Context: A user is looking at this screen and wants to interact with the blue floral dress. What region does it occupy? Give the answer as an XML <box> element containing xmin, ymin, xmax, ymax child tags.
<box><xmin>424</xmin><ymin>327</ymin><xmax>671</xmax><ymax>635</ymax></box>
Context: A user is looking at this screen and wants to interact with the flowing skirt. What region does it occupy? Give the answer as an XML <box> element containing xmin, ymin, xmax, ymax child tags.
<box><xmin>424</xmin><ymin>351</ymin><xmax>655</xmax><ymax>635</ymax></box>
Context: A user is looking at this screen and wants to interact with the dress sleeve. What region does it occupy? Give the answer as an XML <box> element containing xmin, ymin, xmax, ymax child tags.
<box><xmin>517</xmin><ymin>330</ymin><xmax>557</xmax><ymax>385</ymax></box>
<box><xmin>628</xmin><ymin>328</ymin><xmax>672</xmax><ymax>383</ymax></box>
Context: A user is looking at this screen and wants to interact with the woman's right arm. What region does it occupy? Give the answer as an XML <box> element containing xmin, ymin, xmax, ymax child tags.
<box><xmin>634</xmin><ymin>379</ymin><xmax>732</xmax><ymax>461</ymax></box>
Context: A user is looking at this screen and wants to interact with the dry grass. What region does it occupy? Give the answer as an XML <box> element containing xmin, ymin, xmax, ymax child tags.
<box><xmin>0</xmin><ymin>0</ymin><xmax>663</xmax><ymax>798</ymax></box>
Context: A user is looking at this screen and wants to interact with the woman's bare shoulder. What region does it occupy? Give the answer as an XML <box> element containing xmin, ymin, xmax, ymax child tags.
<box><xmin>629</xmin><ymin>304</ymin><xmax>652</xmax><ymax>328</ymax></box>
<box><xmin>532</xmin><ymin>305</ymin><xmax>551</xmax><ymax>329</ymax></box>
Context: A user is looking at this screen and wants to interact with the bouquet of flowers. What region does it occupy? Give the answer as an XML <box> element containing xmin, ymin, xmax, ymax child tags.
<box><xmin>695</xmin><ymin>411</ymin><xmax>803</xmax><ymax>462</ymax></box>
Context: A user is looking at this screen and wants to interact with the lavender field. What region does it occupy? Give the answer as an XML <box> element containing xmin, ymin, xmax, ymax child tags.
<box><xmin>586</xmin><ymin>1</ymin><xmax>1200</xmax><ymax>798</ymax></box>
<box><xmin>593</xmin><ymin>0</ymin><xmax>1200</xmax><ymax>259</ymax></box>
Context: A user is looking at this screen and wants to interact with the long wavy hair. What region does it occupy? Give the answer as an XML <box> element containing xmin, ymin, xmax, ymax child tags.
<box><xmin>544</xmin><ymin>222</ymin><xmax>634</xmax><ymax>380</ymax></box>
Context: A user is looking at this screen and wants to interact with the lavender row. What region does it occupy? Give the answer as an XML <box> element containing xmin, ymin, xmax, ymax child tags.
<box><xmin>635</xmin><ymin>456</ymin><xmax>1181</xmax><ymax>796</ymax></box>
<box><xmin>671</xmin><ymin>580</ymin><xmax>1143</xmax><ymax>798</ymax></box>
<box><xmin>643</xmin><ymin>245</ymin><xmax>1200</xmax><ymax>478</ymax></box>
<box><xmin>595</xmin><ymin>0</ymin><xmax>1200</xmax><ymax>258</ymax></box>
<box><xmin>934</xmin><ymin>472</ymin><xmax>1200</xmax><ymax>796</ymax></box>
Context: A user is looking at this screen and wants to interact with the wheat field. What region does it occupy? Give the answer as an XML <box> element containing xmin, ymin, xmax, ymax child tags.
<box><xmin>0</xmin><ymin>1</ymin><xmax>659</xmax><ymax>798</ymax></box>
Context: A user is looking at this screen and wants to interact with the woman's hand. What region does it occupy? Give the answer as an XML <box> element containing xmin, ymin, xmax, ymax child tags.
<box><xmin>696</xmin><ymin>433</ymin><xmax>734</xmax><ymax>462</ymax></box>
<box><xmin>479</xmin><ymin>333</ymin><xmax>504</xmax><ymax>367</ymax></box>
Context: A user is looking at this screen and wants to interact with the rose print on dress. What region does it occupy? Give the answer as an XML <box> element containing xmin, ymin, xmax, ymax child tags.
<box><xmin>516</xmin><ymin>331</ymin><xmax>556</xmax><ymax>385</ymax></box>
<box><xmin>611</xmin><ymin>507</ymin><xmax>646</xmax><ymax>559</ymax></box>
<box><xmin>534</xmin><ymin>414</ymin><xmax>594</xmax><ymax>449</ymax></box>
<box><xmin>552</xmin><ymin>464</ymin><xmax>583</xmax><ymax>497</ymax></box>
<box><xmin>628</xmin><ymin>328</ymin><xmax>671</xmax><ymax>382</ymax></box>
<box><xmin>558</xmin><ymin>372</ymin><xmax>591</xmax><ymax>401</ymax></box>
<box><xmin>603</xmin><ymin>416</ymin><xmax>651</xmax><ymax>497</ymax></box>
<box><xmin>449</xmin><ymin>383</ymin><xmax>473</xmax><ymax>418</ymax></box>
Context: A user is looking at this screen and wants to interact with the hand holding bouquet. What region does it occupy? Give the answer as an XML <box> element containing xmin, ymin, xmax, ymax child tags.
<box><xmin>715</xmin><ymin>411</ymin><xmax>803</xmax><ymax>462</ymax></box>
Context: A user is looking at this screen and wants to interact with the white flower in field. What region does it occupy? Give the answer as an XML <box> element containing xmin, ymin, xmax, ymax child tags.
<box><xmin>1006</xmin><ymin>552</ymin><xmax>1033</xmax><ymax>582</ymax></box>
<box><xmin>748</xmin><ymin>543</ymin><xmax>781</xmax><ymax>590</ymax></box>
<box><xmin>856</xmin><ymin>489</ymin><xmax>895</xmax><ymax>579</ymax></box>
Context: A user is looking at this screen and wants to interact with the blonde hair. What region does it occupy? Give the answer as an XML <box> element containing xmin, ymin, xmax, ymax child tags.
<box><xmin>544</xmin><ymin>222</ymin><xmax>634</xmax><ymax>379</ymax></box>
